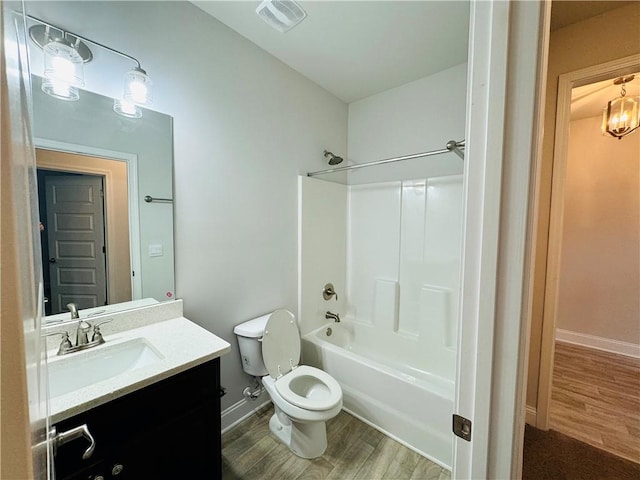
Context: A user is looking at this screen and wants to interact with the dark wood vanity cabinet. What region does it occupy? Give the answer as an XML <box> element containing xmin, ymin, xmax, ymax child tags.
<box><xmin>54</xmin><ymin>359</ymin><xmax>221</xmax><ymax>480</ymax></box>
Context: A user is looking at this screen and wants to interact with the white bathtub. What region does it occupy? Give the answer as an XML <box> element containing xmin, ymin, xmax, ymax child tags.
<box><xmin>301</xmin><ymin>321</ymin><xmax>454</xmax><ymax>469</ymax></box>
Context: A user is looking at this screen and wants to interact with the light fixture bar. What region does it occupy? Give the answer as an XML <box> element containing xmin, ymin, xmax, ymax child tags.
<box><xmin>27</xmin><ymin>15</ymin><xmax>142</xmax><ymax>68</ymax></box>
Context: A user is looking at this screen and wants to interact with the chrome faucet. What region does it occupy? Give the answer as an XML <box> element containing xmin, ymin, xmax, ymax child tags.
<box><xmin>67</xmin><ymin>303</ymin><xmax>91</xmax><ymax>345</ymax></box>
<box><xmin>76</xmin><ymin>319</ymin><xmax>91</xmax><ymax>346</ymax></box>
<box><xmin>325</xmin><ymin>311</ymin><xmax>340</xmax><ymax>323</ymax></box>
<box><xmin>67</xmin><ymin>302</ymin><xmax>79</xmax><ymax>319</ymax></box>
<box><xmin>50</xmin><ymin>318</ymin><xmax>113</xmax><ymax>356</ymax></box>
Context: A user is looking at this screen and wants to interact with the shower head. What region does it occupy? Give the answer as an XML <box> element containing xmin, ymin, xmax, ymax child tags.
<box><xmin>324</xmin><ymin>150</ymin><xmax>344</xmax><ymax>166</ymax></box>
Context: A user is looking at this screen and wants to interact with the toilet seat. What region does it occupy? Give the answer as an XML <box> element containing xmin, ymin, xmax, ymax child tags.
<box><xmin>262</xmin><ymin>309</ymin><xmax>301</xmax><ymax>379</ymax></box>
<box><xmin>274</xmin><ymin>365</ymin><xmax>342</xmax><ymax>411</ymax></box>
<box><xmin>261</xmin><ymin>309</ymin><xmax>342</xmax><ymax>413</ymax></box>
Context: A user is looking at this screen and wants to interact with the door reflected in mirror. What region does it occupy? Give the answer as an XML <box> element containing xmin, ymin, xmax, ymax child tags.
<box><xmin>37</xmin><ymin>150</ymin><xmax>132</xmax><ymax>315</ymax></box>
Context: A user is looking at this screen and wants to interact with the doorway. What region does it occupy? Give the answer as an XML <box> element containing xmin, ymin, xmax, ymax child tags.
<box><xmin>36</xmin><ymin>148</ymin><xmax>132</xmax><ymax>315</ymax></box>
<box><xmin>524</xmin><ymin>50</ymin><xmax>640</xmax><ymax>477</ymax></box>
<box><xmin>548</xmin><ymin>71</ymin><xmax>640</xmax><ymax>464</ymax></box>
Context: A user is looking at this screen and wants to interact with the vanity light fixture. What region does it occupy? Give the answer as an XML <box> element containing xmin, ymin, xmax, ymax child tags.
<box><xmin>28</xmin><ymin>16</ymin><xmax>153</xmax><ymax>117</ymax></box>
<box><xmin>30</xmin><ymin>25</ymin><xmax>91</xmax><ymax>101</ymax></box>
<box><xmin>113</xmin><ymin>98</ymin><xmax>142</xmax><ymax>119</ymax></box>
<box><xmin>123</xmin><ymin>67</ymin><xmax>153</xmax><ymax>107</ymax></box>
<box><xmin>601</xmin><ymin>75</ymin><xmax>639</xmax><ymax>139</ymax></box>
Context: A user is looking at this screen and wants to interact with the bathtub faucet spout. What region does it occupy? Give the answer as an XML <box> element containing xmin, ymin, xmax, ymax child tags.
<box><xmin>325</xmin><ymin>311</ymin><xmax>340</xmax><ymax>323</ymax></box>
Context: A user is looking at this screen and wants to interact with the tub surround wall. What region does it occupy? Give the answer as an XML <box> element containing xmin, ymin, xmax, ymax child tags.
<box><xmin>346</xmin><ymin>176</ymin><xmax>463</xmax><ymax>381</ymax></box>
<box><xmin>298</xmin><ymin>177</ymin><xmax>348</xmax><ymax>336</ymax></box>
<box><xmin>299</xmin><ymin>174</ymin><xmax>463</xmax><ymax>382</ymax></box>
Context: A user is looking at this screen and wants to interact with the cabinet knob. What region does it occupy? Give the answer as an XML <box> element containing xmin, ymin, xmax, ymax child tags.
<box><xmin>111</xmin><ymin>464</ymin><xmax>124</xmax><ymax>476</ymax></box>
<box><xmin>92</xmin><ymin>476</ymin><xmax>105</xmax><ymax>480</ymax></box>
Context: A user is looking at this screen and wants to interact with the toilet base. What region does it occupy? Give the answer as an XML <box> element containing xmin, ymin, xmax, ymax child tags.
<box><xmin>269</xmin><ymin>412</ymin><xmax>328</xmax><ymax>459</ymax></box>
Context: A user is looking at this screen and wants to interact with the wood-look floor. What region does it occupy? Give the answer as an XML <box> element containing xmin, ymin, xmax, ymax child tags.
<box><xmin>549</xmin><ymin>342</ymin><xmax>640</xmax><ymax>464</ymax></box>
<box><xmin>222</xmin><ymin>405</ymin><xmax>450</xmax><ymax>480</ymax></box>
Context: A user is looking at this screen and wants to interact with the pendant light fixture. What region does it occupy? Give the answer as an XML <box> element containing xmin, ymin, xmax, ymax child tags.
<box><xmin>601</xmin><ymin>75</ymin><xmax>640</xmax><ymax>140</ymax></box>
<box><xmin>28</xmin><ymin>16</ymin><xmax>153</xmax><ymax>118</ymax></box>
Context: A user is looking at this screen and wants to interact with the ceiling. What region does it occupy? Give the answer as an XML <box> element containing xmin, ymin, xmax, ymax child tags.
<box><xmin>193</xmin><ymin>1</ymin><xmax>635</xmax><ymax>106</ymax></box>
<box><xmin>192</xmin><ymin>1</ymin><xmax>470</xmax><ymax>103</ymax></box>
<box><xmin>572</xmin><ymin>74</ymin><xmax>640</xmax><ymax>121</ymax></box>
<box><xmin>550</xmin><ymin>0</ymin><xmax>636</xmax><ymax>31</ymax></box>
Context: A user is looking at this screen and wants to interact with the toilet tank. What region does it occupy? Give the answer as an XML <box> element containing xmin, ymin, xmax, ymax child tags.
<box><xmin>233</xmin><ymin>314</ymin><xmax>270</xmax><ymax>377</ymax></box>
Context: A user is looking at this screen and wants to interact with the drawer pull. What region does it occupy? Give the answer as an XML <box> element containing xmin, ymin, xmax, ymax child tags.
<box><xmin>51</xmin><ymin>424</ymin><xmax>96</xmax><ymax>460</ymax></box>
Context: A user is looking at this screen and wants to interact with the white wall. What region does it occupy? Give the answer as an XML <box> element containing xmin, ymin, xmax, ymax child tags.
<box><xmin>347</xmin><ymin>63</ymin><xmax>467</xmax><ymax>184</ymax></box>
<box><xmin>557</xmin><ymin>115</ymin><xmax>640</xmax><ymax>348</ymax></box>
<box><xmin>25</xmin><ymin>1</ymin><xmax>348</xmax><ymax>424</ymax></box>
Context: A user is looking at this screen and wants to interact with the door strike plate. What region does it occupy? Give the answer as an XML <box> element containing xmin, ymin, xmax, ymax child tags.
<box><xmin>453</xmin><ymin>414</ymin><xmax>472</xmax><ymax>441</ymax></box>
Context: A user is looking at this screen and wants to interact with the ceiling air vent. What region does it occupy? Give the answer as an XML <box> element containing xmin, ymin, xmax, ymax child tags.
<box><xmin>256</xmin><ymin>0</ymin><xmax>307</xmax><ymax>33</ymax></box>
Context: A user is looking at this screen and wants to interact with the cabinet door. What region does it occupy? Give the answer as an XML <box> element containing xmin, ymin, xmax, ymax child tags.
<box><xmin>54</xmin><ymin>359</ymin><xmax>221</xmax><ymax>479</ymax></box>
<box><xmin>111</xmin><ymin>403</ymin><xmax>219</xmax><ymax>479</ymax></box>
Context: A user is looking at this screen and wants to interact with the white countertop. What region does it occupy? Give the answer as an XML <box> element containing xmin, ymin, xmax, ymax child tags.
<box><xmin>48</xmin><ymin>316</ymin><xmax>230</xmax><ymax>423</ymax></box>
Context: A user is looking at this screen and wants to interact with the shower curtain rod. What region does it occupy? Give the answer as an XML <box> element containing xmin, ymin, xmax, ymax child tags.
<box><xmin>307</xmin><ymin>139</ymin><xmax>465</xmax><ymax>177</ymax></box>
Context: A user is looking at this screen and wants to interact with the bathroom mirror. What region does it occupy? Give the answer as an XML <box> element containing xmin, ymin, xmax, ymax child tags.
<box><xmin>32</xmin><ymin>77</ymin><xmax>175</xmax><ymax>320</ymax></box>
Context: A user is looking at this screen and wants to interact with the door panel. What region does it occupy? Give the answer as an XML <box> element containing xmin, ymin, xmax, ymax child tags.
<box><xmin>45</xmin><ymin>175</ymin><xmax>107</xmax><ymax>312</ymax></box>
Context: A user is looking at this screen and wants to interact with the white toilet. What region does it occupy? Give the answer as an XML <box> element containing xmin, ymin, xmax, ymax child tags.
<box><xmin>234</xmin><ymin>309</ymin><xmax>343</xmax><ymax>458</ymax></box>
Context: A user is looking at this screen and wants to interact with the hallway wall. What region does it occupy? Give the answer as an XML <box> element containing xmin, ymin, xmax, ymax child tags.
<box><xmin>527</xmin><ymin>2</ymin><xmax>640</xmax><ymax>410</ymax></box>
<box><xmin>556</xmin><ymin>115</ymin><xmax>639</xmax><ymax>346</ymax></box>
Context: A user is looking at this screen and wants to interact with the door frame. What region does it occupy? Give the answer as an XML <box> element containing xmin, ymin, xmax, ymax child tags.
<box><xmin>454</xmin><ymin>1</ymin><xmax>549</xmax><ymax>478</ymax></box>
<box><xmin>534</xmin><ymin>53</ymin><xmax>640</xmax><ymax>430</ymax></box>
<box><xmin>34</xmin><ymin>138</ymin><xmax>142</xmax><ymax>300</ymax></box>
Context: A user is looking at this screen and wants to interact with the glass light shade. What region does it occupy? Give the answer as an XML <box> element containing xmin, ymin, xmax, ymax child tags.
<box><xmin>41</xmin><ymin>77</ymin><xmax>79</xmax><ymax>101</ymax></box>
<box><xmin>113</xmin><ymin>99</ymin><xmax>142</xmax><ymax>119</ymax></box>
<box><xmin>602</xmin><ymin>95</ymin><xmax>640</xmax><ymax>139</ymax></box>
<box><xmin>43</xmin><ymin>38</ymin><xmax>84</xmax><ymax>87</ymax></box>
<box><xmin>123</xmin><ymin>67</ymin><xmax>153</xmax><ymax>106</ymax></box>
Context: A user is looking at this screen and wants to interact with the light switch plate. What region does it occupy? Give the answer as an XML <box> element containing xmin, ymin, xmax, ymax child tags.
<box><xmin>148</xmin><ymin>244</ymin><xmax>163</xmax><ymax>257</ymax></box>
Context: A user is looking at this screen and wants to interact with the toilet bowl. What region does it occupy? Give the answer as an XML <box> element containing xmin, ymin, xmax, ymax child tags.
<box><xmin>234</xmin><ymin>309</ymin><xmax>343</xmax><ymax>458</ymax></box>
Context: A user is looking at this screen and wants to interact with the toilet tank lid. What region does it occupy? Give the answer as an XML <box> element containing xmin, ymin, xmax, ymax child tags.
<box><xmin>233</xmin><ymin>313</ymin><xmax>272</xmax><ymax>338</ymax></box>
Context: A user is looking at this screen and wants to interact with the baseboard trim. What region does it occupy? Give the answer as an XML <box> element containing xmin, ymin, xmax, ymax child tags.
<box><xmin>221</xmin><ymin>394</ymin><xmax>271</xmax><ymax>433</ymax></box>
<box><xmin>525</xmin><ymin>405</ymin><xmax>537</xmax><ymax>426</ymax></box>
<box><xmin>555</xmin><ymin>329</ymin><xmax>640</xmax><ymax>359</ymax></box>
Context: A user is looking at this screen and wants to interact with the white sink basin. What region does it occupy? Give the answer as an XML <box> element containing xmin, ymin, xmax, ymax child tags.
<box><xmin>48</xmin><ymin>338</ymin><xmax>164</xmax><ymax>398</ymax></box>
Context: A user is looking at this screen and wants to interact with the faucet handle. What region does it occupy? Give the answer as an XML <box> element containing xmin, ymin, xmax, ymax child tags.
<box><xmin>45</xmin><ymin>331</ymin><xmax>73</xmax><ymax>355</ymax></box>
<box><xmin>91</xmin><ymin>319</ymin><xmax>113</xmax><ymax>343</ymax></box>
<box><xmin>323</xmin><ymin>283</ymin><xmax>338</xmax><ymax>301</ymax></box>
